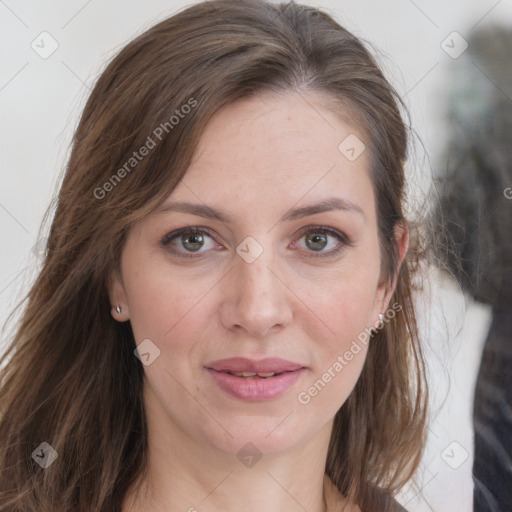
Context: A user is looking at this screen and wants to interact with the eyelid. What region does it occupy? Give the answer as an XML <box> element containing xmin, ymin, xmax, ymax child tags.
<box><xmin>160</xmin><ymin>225</ymin><xmax>220</xmax><ymax>259</ymax></box>
<box><xmin>160</xmin><ymin>225</ymin><xmax>216</xmax><ymax>246</ymax></box>
<box><xmin>291</xmin><ymin>225</ymin><xmax>354</xmax><ymax>258</ymax></box>
<box><xmin>160</xmin><ymin>224</ymin><xmax>353</xmax><ymax>258</ymax></box>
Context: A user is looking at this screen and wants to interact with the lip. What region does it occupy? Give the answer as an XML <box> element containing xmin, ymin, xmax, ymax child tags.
<box><xmin>204</xmin><ymin>358</ymin><xmax>306</xmax><ymax>402</ymax></box>
<box><xmin>204</xmin><ymin>357</ymin><xmax>304</xmax><ymax>373</ymax></box>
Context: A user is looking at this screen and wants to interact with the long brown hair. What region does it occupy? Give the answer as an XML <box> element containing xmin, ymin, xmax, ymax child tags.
<box><xmin>0</xmin><ymin>1</ymin><xmax>428</xmax><ymax>510</ymax></box>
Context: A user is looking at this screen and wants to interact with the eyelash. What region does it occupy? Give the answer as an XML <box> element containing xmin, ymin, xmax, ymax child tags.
<box><xmin>160</xmin><ymin>225</ymin><xmax>353</xmax><ymax>259</ymax></box>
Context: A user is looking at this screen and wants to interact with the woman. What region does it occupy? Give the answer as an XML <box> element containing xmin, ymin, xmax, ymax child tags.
<box><xmin>0</xmin><ymin>1</ymin><xmax>428</xmax><ymax>510</ymax></box>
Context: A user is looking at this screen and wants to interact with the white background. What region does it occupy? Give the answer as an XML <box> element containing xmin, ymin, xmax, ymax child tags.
<box><xmin>1</xmin><ymin>1</ymin><xmax>511</xmax><ymax>511</ymax></box>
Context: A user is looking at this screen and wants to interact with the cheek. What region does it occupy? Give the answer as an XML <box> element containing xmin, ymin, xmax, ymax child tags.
<box><xmin>296</xmin><ymin>286</ymin><xmax>373</xmax><ymax>418</ymax></box>
<box><xmin>123</xmin><ymin>261</ymin><xmax>215</xmax><ymax>405</ymax></box>
<box><xmin>309</xmin><ymin>284</ymin><xmax>374</xmax><ymax>371</ymax></box>
<box><xmin>302</xmin><ymin>261</ymin><xmax>380</xmax><ymax>344</ymax></box>
<box><xmin>122</xmin><ymin>255</ymin><xmax>214</xmax><ymax>346</ymax></box>
<box><xmin>294</xmin><ymin>257</ymin><xmax>379</xmax><ymax>412</ymax></box>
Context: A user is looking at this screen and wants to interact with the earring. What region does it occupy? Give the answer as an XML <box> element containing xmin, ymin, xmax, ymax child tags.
<box><xmin>114</xmin><ymin>304</ymin><xmax>121</xmax><ymax>314</ymax></box>
<box><xmin>378</xmin><ymin>313</ymin><xmax>384</xmax><ymax>325</ymax></box>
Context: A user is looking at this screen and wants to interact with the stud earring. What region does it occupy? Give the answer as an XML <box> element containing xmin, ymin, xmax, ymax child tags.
<box><xmin>114</xmin><ymin>304</ymin><xmax>121</xmax><ymax>314</ymax></box>
<box><xmin>378</xmin><ymin>313</ymin><xmax>384</xmax><ymax>325</ymax></box>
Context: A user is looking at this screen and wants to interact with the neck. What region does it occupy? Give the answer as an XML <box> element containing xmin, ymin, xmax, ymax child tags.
<box><xmin>122</xmin><ymin>393</ymin><xmax>340</xmax><ymax>512</ymax></box>
<box><xmin>125</xmin><ymin>465</ymin><xmax>331</xmax><ymax>512</ymax></box>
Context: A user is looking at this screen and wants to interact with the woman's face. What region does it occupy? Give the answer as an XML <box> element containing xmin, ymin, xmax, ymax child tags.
<box><xmin>109</xmin><ymin>91</ymin><xmax>405</xmax><ymax>461</ymax></box>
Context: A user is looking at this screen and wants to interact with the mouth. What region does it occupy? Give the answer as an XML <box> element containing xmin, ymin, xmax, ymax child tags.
<box><xmin>215</xmin><ymin>370</ymin><xmax>286</xmax><ymax>379</ymax></box>
<box><xmin>204</xmin><ymin>356</ymin><xmax>304</xmax><ymax>374</ymax></box>
<box><xmin>204</xmin><ymin>357</ymin><xmax>306</xmax><ymax>401</ymax></box>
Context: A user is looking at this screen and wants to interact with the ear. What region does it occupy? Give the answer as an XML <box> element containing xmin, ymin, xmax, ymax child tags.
<box><xmin>371</xmin><ymin>221</ymin><xmax>409</xmax><ymax>324</ymax></box>
<box><xmin>106</xmin><ymin>268</ymin><xmax>130</xmax><ymax>322</ymax></box>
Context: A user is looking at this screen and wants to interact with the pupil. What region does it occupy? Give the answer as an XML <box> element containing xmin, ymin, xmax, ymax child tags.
<box><xmin>182</xmin><ymin>232</ymin><xmax>203</xmax><ymax>251</ymax></box>
<box><xmin>306</xmin><ymin>232</ymin><xmax>327</xmax><ymax>251</ymax></box>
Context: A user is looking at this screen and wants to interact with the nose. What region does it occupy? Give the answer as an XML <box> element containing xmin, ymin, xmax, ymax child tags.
<box><xmin>219</xmin><ymin>247</ymin><xmax>293</xmax><ymax>338</ymax></box>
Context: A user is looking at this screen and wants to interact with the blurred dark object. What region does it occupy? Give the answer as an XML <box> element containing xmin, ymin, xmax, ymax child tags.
<box><xmin>433</xmin><ymin>27</ymin><xmax>512</xmax><ymax>512</ymax></box>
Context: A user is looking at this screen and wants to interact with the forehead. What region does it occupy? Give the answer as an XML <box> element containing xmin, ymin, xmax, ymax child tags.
<box><xmin>167</xmin><ymin>91</ymin><xmax>375</xmax><ymax>221</ymax></box>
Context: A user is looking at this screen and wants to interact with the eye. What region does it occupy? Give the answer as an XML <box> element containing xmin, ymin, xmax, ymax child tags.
<box><xmin>293</xmin><ymin>226</ymin><xmax>353</xmax><ymax>257</ymax></box>
<box><xmin>160</xmin><ymin>227</ymin><xmax>220</xmax><ymax>257</ymax></box>
<box><xmin>160</xmin><ymin>225</ymin><xmax>353</xmax><ymax>259</ymax></box>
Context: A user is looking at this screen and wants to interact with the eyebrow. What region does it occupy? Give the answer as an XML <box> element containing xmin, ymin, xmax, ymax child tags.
<box><xmin>157</xmin><ymin>197</ymin><xmax>365</xmax><ymax>223</ymax></box>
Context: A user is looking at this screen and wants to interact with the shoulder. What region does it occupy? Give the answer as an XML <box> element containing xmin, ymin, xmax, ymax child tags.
<box><xmin>344</xmin><ymin>493</ymin><xmax>408</xmax><ymax>512</ymax></box>
<box><xmin>380</xmin><ymin>496</ymin><xmax>408</xmax><ymax>512</ymax></box>
<box><xmin>323</xmin><ymin>475</ymin><xmax>361</xmax><ymax>511</ymax></box>
<box><xmin>366</xmin><ymin>485</ymin><xmax>409</xmax><ymax>512</ymax></box>
<box><xmin>389</xmin><ymin>498</ymin><xmax>408</xmax><ymax>511</ymax></box>
<box><xmin>323</xmin><ymin>475</ymin><xmax>408</xmax><ymax>512</ymax></box>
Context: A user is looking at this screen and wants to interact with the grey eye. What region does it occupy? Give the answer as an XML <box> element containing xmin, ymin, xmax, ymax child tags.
<box><xmin>161</xmin><ymin>228</ymin><xmax>217</xmax><ymax>256</ymax></box>
<box><xmin>305</xmin><ymin>232</ymin><xmax>328</xmax><ymax>251</ymax></box>
<box><xmin>181</xmin><ymin>232</ymin><xmax>205</xmax><ymax>251</ymax></box>
<box><xmin>296</xmin><ymin>228</ymin><xmax>345</xmax><ymax>255</ymax></box>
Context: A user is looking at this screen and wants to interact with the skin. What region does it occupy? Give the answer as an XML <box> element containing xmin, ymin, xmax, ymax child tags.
<box><xmin>109</xmin><ymin>90</ymin><xmax>408</xmax><ymax>512</ymax></box>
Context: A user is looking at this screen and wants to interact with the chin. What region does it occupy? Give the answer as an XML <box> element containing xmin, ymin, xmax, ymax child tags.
<box><xmin>201</xmin><ymin>413</ymin><xmax>311</xmax><ymax>459</ymax></box>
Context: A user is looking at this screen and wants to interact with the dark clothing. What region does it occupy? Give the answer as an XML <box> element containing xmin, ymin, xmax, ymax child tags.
<box><xmin>473</xmin><ymin>308</ymin><xmax>512</xmax><ymax>512</ymax></box>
